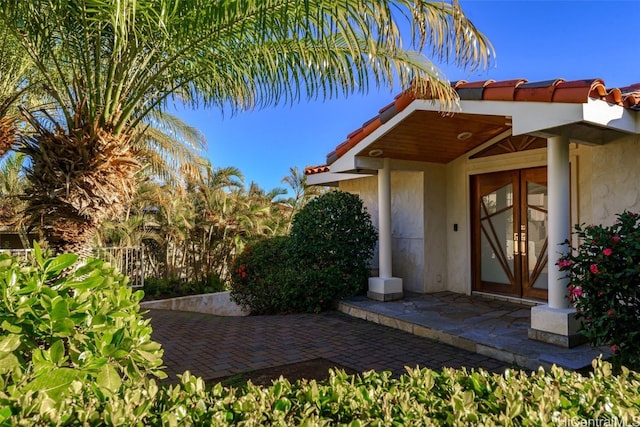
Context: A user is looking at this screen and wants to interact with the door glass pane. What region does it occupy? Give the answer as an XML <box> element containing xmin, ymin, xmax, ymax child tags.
<box><xmin>480</xmin><ymin>184</ymin><xmax>514</xmax><ymax>285</ymax></box>
<box><xmin>527</xmin><ymin>182</ymin><xmax>548</xmax><ymax>290</ymax></box>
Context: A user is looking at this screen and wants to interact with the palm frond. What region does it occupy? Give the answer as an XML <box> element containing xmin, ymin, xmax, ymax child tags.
<box><xmin>134</xmin><ymin>109</ymin><xmax>207</xmax><ymax>186</ymax></box>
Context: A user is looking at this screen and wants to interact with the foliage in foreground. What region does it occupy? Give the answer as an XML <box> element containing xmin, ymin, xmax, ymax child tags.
<box><xmin>3</xmin><ymin>358</ymin><xmax>640</xmax><ymax>426</ymax></box>
<box><xmin>558</xmin><ymin>210</ymin><xmax>640</xmax><ymax>371</ymax></box>
<box><xmin>1</xmin><ymin>249</ymin><xmax>639</xmax><ymax>425</ymax></box>
<box><xmin>230</xmin><ymin>191</ymin><xmax>377</xmax><ymax>314</ymax></box>
<box><xmin>0</xmin><ymin>244</ymin><xmax>165</xmax><ymax>424</ymax></box>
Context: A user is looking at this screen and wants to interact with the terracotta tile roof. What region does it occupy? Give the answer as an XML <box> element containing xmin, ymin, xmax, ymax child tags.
<box><xmin>305</xmin><ymin>165</ymin><xmax>330</xmax><ymax>175</ymax></box>
<box><xmin>305</xmin><ymin>78</ymin><xmax>640</xmax><ymax>176</ymax></box>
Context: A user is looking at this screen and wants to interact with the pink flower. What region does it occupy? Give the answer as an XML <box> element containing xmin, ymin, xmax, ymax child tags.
<box><xmin>557</xmin><ymin>259</ymin><xmax>572</xmax><ymax>269</ymax></box>
<box><xmin>612</xmin><ymin>236</ymin><xmax>621</xmax><ymax>243</ymax></box>
<box><xmin>568</xmin><ymin>284</ymin><xmax>583</xmax><ymax>302</ymax></box>
<box><xmin>610</xmin><ymin>344</ymin><xmax>618</xmax><ymax>353</ymax></box>
<box><xmin>607</xmin><ymin>309</ymin><xmax>615</xmax><ymax>317</ymax></box>
<box><xmin>603</xmin><ymin>248</ymin><xmax>613</xmax><ymax>256</ymax></box>
<box><xmin>597</xmin><ymin>291</ymin><xmax>604</xmax><ymax>297</ymax></box>
<box><xmin>590</xmin><ymin>264</ymin><xmax>599</xmax><ymax>274</ymax></box>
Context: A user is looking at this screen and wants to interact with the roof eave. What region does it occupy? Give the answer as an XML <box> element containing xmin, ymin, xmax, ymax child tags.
<box><xmin>329</xmin><ymin>98</ymin><xmax>639</xmax><ymax>172</ymax></box>
<box><xmin>306</xmin><ymin>171</ymin><xmax>374</xmax><ymax>186</ymax></box>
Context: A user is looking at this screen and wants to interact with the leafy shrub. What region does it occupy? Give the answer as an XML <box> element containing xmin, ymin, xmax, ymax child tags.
<box><xmin>230</xmin><ymin>191</ymin><xmax>377</xmax><ymax>314</ymax></box>
<box><xmin>558</xmin><ymin>211</ymin><xmax>640</xmax><ymax>370</ymax></box>
<box><xmin>5</xmin><ymin>356</ymin><xmax>640</xmax><ymax>425</ymax></box>
<box><xmin>150</xmin><ymin>359</ymin><xmax>640</xmax><ymax>426</ymax></box>
<box><xmin>0</xmin><ymin>244</ymin><xmax>165</xmax><ymax>423</ymax></box>
<box><xmin>143</xmin><ymin>273</ymin><xmax>227</xmax><ymax>301</ymax></box>
<box><xmin>289</xmin><ymin>190</ymin><xmax>378</xmax><ymax>302</ymax></box>
<box><xmin>230</xmin><ymin>236</ymin><xmax>299</xmax><ymax>314</ymax></box>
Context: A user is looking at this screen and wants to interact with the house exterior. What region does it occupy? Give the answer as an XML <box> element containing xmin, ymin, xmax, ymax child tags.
<box><xmin>305</xmin><ymin>78</ymin><xmax>640</xmax><ymax>347</ymax></box>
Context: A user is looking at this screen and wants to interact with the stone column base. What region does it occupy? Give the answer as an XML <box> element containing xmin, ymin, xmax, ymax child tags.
<box><xmin>368</xmin><ymin>277</ymin><xmax>403</xmax><ymax>302</ymax></box>
<box><xmin>529</xmin><ymin>304</ymin><xmax>584</xmax><ymax>348</ymax></box>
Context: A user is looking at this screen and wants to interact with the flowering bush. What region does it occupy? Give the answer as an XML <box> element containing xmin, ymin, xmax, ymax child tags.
<box><xmin>229</xmin><ymin>236</ymin><xmax>300</xmax><ymax>314</ymax></box>
<box><xmin>557</xmin><ymin>211</ymin><xmax>640</xmax><ymax>370</ymax></box>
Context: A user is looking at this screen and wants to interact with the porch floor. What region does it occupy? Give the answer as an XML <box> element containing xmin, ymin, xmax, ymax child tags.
<box><xmin>338</xmin><ymin>291</ymin><xmax>611</xmax><ymax>372</ymax></box>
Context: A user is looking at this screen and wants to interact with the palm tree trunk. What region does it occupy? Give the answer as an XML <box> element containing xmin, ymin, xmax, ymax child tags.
<box><xmin>20</xmin><ymin>117</ymin><xmax>140</xmax><ymax>256</ymax></box>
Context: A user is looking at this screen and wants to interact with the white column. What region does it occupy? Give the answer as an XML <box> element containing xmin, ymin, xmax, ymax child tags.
<box><xmin>547</xmin><ymin>135</ymin><xmax>570</xmax><ymax>309</ymax></box>
<box><xmin>367</xmin><ymin>157</ymin><xmax>403</xmax><ymax>301</ymax></box>
<box><xmin>378</xmin><ymin>157</ymin><xmax>392</xmax><ymax>277</ymax></box>
<box><xmin>529</xmin><ymin>134</ymin><xmax>581</xmax><ymax>347</ymax></box>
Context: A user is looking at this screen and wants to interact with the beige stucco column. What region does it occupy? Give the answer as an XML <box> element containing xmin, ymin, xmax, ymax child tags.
<box><xmin>529</xmin><ymin>134</ymin><xmax>582</xmax><ymax>347</ymax></box>
<box><xmin>368</xmin><ymin>157</ymin><xmax>403</xmax><ymax>301</ymax></box>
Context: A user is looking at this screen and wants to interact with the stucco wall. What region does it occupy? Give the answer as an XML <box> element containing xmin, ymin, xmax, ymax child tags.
<box><xmin>444</xmin><ymin>155</ymin><xmax>470</xmax><ymax>294</ymax></box>
<box><xmin>423</xmin><ymin>165</ymin><xmax>448</xmax><ymax>292</ymax></box>
<box><xmin>589</xmin><ymin>135</ymin><xmax>640</xmax><ymax>226</ymax></box>
<box><xmin>574</xmin><ymin>145</ymin><xmax>593</xmax><ymax>231</ymax></box>
<box><xmin>390</xmin><ymin>171</ymin><xmax>425</xmax><ymax>293</ymax></box>
<box><xmin>339</xmin><ymin>169</ymin><xmax>428</xmax><ymax>293</ymax></box>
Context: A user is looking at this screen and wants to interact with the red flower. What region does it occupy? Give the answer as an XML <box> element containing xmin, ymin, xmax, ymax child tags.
<box><xmin>590</xmin><ymin>264</ymin><xmax>600</xmax><ymax>274</ymax></box>
<box><xmin>597</xmin><ymin>291</ymin><xmax>604</xmax><ymax>297</ymax></box>
<box><xmin>603</xmin><ymin>248</ymin><xmax>613</xmax><ymax>256</ymax></box>
<box><xmin>612</xmin><ymin>236</ymin><xmax>621</xmax><ymax>243</ymax></box>
<box><xmin>607</xmin><ymin>309</ymin><xmax>615</xmax><ymax>317</ymax></box>
<box><xmin>557</xmin><ymin>259</ymin><xmax>572</xmax><ymax>269</ymax></box>
<box><xmin>568</xmin><ymin>284</ymin><xmax>583</xmax><ymax>298</ymax></box>
<box><xmin>610</xmin><ymin>344</ymin><xmax>618</xmax><ymax>353</ymax></box>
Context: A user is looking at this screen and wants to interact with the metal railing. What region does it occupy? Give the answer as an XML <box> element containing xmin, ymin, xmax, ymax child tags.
<box><xmin>0</xmin><ymin>246</ymin><xmax>145</xmax><ymax>288</ymax></box>
<box><xmin>94</xmin><ymin>246</ymin><xmax>145</xmax><ymax>288</ymax></box>
<box><xmin>0</xmin><ymin>248</ymin><xmax>32</xmax><ymax>261</ymax></box>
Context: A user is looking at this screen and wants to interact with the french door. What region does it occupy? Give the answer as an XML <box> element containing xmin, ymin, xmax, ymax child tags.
<box><xmin>471</xmin><ymin>167</ymin><xmax>548</xmax><ymax>300</ymax></box>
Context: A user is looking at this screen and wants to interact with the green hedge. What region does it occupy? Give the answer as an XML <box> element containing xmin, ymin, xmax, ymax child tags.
<box><xmin>3</xmin><ymin>359</ymin><xmax>640</xmax><ymax>426</ymax></box>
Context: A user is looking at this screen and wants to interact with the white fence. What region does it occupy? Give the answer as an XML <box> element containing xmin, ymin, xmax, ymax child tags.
<box><xmin>0</xmin><ymin>246</ymin><xmax>145</xmax><ymax>288</ymax></box>
<box><xmin>94</xmin><ymin>246</ymin><xmax>145</xmax><ymax>288</ymax></box>
<box><xmin>0</xmin><ymin>249</ymin><xmax>32</xmax><ymax>261</ymax></box>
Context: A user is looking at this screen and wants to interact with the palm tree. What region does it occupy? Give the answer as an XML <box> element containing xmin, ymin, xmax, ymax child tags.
<box><xmin>281</xmin><ymin>166</ymin><xmax>324</xmax><ymax>231</ymax></box>
<box><xmin>0</xmin><ymin>19</ymin><xmax>39</xmax><ymax>158</ymax></box>
<box><xmin>0</xmin><ymin>0</ymin><xmax>492</xmax><ymax>255</ymax></box>
<box><xmin>0</xmin><ymin>153</ymin><xmax>26</xmax><ymax>224</ymax></box>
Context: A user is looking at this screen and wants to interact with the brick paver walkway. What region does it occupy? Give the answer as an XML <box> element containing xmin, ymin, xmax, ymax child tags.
<box><xmin>147</xmin><ymin>309</ymin><xmax>511</xmax><ymax>383</ymax></box>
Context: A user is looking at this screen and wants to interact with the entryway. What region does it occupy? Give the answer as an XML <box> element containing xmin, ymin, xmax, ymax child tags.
<box><xmin>471</xmin><ymin>167</ymin><xmax>548</xmax><ymax>300</ymax></box>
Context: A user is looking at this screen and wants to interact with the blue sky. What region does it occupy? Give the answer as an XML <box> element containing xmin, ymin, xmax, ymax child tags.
<box><xmin>174</xmin><ymin>0</ymin><xmax>639</xmax><ymax>195</ymax></box>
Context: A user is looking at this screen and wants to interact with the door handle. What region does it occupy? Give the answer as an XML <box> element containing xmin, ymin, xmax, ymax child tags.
<box><xmin>520</xmin><ymin>232</ymin><xmax>527</xmax><ymax>256</ymax></box>
<box><xmin>513</xmin><ymin>232</ymin><xmax>519</xmax><ymax>255</ymax></box>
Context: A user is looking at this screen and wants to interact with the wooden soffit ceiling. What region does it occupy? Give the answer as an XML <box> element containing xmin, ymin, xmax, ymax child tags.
<box><xmin>356</xmin><ymin>111</ymin><xmax>513</xmax><ymax>164</ymax></box>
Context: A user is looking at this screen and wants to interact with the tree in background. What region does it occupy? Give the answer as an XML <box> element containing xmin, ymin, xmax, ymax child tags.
<box><xmin>281</xmin><ymin>166</ymin><xmax>325</xmax><ymax>232</ymax></box>
<box><xmin>93</xmin><ymin>160</ymin><xmax>298</xmax><ymax>289</ymax></box>
<box><xmin>0</xmin><ymin>153</ymin><xmax>30</xmax><ymax>247</ymax></box>
<box><xmin>0</xmin><ymin>20</ymin><xmax>35</xmax><ymax>158</ymax></box>
<box><xmin>0</xmin><ymin>0</ymin><xmax>493</xmax><ymax>256</ymax></box>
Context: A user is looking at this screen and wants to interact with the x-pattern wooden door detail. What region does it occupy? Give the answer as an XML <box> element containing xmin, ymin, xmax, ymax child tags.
<box><xmin>472</xmin><ymin>167</ymin><xmax>548</xmax><ymax>300</ymax></box>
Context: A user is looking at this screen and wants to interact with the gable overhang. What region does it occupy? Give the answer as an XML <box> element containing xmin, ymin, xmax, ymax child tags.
<box><xmin>326</xmin><ymin>98</ymin><xmax>638</xmax><ymax>175</ymax></box>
